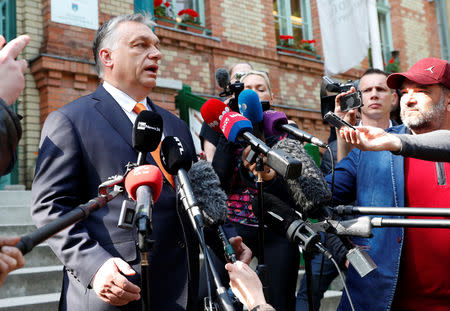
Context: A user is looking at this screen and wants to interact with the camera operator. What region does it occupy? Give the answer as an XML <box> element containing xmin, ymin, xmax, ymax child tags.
<box><xmin>333</xmin><ymin>68</ymin><xmax>398</xmax><ymax>161</ymax></box>
<box><xmin>325</xmin><ymin>58</ymin><xmax>450</xmax><ymax>311</ymax></box>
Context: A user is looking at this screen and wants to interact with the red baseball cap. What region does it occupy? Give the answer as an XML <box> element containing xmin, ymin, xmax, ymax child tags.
<box><xmin>386</xmin><ymin>58</ymin><xmax>450</xmax><ymax>89</ymax></box>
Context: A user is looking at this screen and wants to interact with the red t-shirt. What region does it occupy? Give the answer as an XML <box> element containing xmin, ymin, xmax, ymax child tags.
<box><xmin>392</xmin><ymin>158</ymin><xmax>450</xmax><ymax>310</ymax></box>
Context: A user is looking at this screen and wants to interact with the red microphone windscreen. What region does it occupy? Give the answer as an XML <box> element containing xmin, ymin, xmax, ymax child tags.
<box><xmin>200</xmin><ymin>99</ymin><xmax>231</xmax><ymax>133</ymax></box>
<box><xmin>219</xmin><ymin>111</ymin><xmax>253</xmax><ymax>143</ymax></box>
<box><xmin>124</xmin><ymin>165</ymin><xmax>163</xmax><ymax>202</ymax></box>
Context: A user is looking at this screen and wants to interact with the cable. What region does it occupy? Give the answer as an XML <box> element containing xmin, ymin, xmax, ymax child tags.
<box><xmin>330</xmin><ymin>256</ymin><xmax>355</xmax><ymax>311</ymax></box>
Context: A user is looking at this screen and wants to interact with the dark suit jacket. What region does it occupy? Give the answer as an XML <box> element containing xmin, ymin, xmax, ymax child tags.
<box><xmin>31</xmin><ymin>85</ymin><xmax>199</xmax><ymax>311</ymax></box>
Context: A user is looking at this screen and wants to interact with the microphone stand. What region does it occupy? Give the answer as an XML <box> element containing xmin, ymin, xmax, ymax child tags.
<box><xmin>134</xmin><ymin>186</ymin><xmax>154</xmax><ymax>311</ymax></box>
<box><xmin>17</xmin><ymin>188</ymin><xmax>122</xmax><ymax>255</ymax></box>
<box><xmin>177</xmin><ymin>181</ymin><xmax>235</xmax><ymax>311</ymax></box>
<box><xmin>332</xmin><ymin>206</ymin><xmax>450</xmax><ymax>217</ymax></box>
<box><xmin>255</xmin><ymin>155</ymin><xmax>269</xmax><ymax>303</ymax></box>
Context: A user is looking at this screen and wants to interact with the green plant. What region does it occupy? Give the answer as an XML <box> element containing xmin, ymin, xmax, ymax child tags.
<box><xmin>279</xmin><ymin>35</ymin><xmax>294</xmax><ymax>47</ymax></box>
<box><xmin>298</xmin><ymin>39</ymin><xmax>316</xmax><ymax>52</ymax></box>
<box><xmin>385</xmin><ymin>58</ymin><xmax>400</xmax><ymax>73</ymax></box>
<box><xmin>154</xmin><ymin>0</ymin><xmax>172</xmax><ymax>18</ymax></box>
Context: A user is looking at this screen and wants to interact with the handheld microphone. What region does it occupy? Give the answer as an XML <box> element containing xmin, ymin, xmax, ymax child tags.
<box><xmin>133</xmin><ymin>110</ymin><xmax>163</xmax><ymax>165</ymax></box>
<box><xmin>272</xmin><ymin>138</ymin><xmax>331</xmax><ymax>217</ymax></box>
<box><xmin>160</xmin><ymin>136</ymin><xmax>204</xmax><ymax>230</ymax></box>
<box><xmin>219</xmin><ymin>111</ymin><xmax>302</xmax><ymax>179</ymax></box>
<box><xmin>238</xmin><ymin>89</ymin><xmax>264</xmax><ymax>139</ymax></box>
<box><xmin>187</xmin><ymin>160</ymin><xmax>237</xmax><ymax>263</ymax></box>
<box><xmin>124</xmin><ymin>164</ymin><xmax>163</xmax><ymax>238</ymax></box>
<box><xmin>118</xmin><ymin>111</ymin><xmax>163</xmax><ymax>229</ymax></box>
<box><xmin>263</xmin><ymin>110</ymin><xmax>328</xmax><ymax>148</ymax></box>
<box><xmin>253</xmin><ymin>192</ymin><xmax>330</xmax><ymax>256</ymax></box>
<box><xmin>200</xmin><ymin>98</ymin><xmax>231</xmax><ymax>134</ymax></box>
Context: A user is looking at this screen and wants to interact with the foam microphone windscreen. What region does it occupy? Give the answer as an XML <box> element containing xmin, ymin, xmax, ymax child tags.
<box><xmin>200</xmin><ymin>98</ymin><xmax>231</xmax><ymax>133</ymax></box>
<box><xmin>252</xmin><ymin>192</ymin><xmax>299</xmax><ymax>235</ymax></box>
<box><xmin>187</xmin><ymin>160</ymin><xmax>228</xmax><ymax>226</ymax></box>
<box><xmin>215</xmin><ymin>68</ymin><xmax>230</xmax><ymax>88</ymax></box>
<box><xmin>273</xmin><ymin>138</ymin><xmax>331</xmax><ymax>215</ymax></box>
<box><xmin>133</xmin><ymin>110</ymin><xmax>163</xmax><ymax>153</ymax></box>
<box><xmin>263</xmin><ymin>110</ymin><xmax>288</xmax><ymax>136</ymax></box>
<box><xmin>238</xmin><ymin>89</ymin><xmax>264</xmax><ymax>123</ymax></box>
<box><xmin>160</xmin><ymin>136</ymin><xmax>192</xmax><ymax>175</ymax></box>
<box><xmin>124</xmin><ymin>164</ymin><xmax>163</xmax><ymax>201</ymax></box>
<box><xmin>219</xmin><ymin>112</ymin><xmax>253</xmax><ymax>143</ymax></box>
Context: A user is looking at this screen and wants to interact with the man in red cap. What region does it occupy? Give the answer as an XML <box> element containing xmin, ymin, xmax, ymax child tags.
<box><xmin>324</xmin><ymin>57</ymin><xmax>450</xmax><ymax>311</ymax></box>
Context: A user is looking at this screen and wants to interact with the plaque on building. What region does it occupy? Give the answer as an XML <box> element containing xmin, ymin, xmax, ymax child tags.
<box><xmin>51</xmin><ymin>0</ymin><xmax>98</xmax><ymax>30</ymax></box>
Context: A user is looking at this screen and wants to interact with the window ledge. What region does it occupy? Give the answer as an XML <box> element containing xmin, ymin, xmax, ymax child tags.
<box><xmin>155</xmin><ymin>17</ymin><xmax>212</xmax><ymax>36</ymax></box>
<box><xmin>277</xmin><ymin>45</ymin><xmax>321</xmax><ymax>60</ymax></box>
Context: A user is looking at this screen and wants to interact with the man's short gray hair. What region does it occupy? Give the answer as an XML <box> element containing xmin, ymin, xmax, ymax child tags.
<box><xmin>92</xmin><ymin>13</ymin><xmax>155</xmax><ymax>78</ymax></box>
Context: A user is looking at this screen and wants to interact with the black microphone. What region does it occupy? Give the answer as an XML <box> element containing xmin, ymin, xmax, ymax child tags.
<box><xmin>133</xmin><ymin>110</ymin><xmax>163</xmax><ymax>165</ymax></box>
<box><xmin>263</xmin><ymin>110</ymin><xmax>328</xmax><ymax>148</ymax></box>
<box><xmin>272</xmin><ymin>138</ymin><xmax>332</xmax><ymax>217</ymax></box>
<box><xmin>215</xmin><ymin>68</ymin><xmax>230</xmax><ymax>89</ymax></box>
<box><xmin>160</xmin><ymin>136</ymin><xmax>204</xmax><ymax>229</ymax></box>
<box><xmin>187</xmin><ymin>160</ymin><xmax>237</xmax><ymax>263</ymax></box>
<box><xmin>252</xmin><ymin>192</ymin><xmax>330</xmax><ymax>256</ymax></box>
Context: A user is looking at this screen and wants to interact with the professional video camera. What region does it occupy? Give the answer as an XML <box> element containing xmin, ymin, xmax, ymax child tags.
<box><xmin>215</xmin><ymin>68</ymin><xmax>245</xmax><ymax>112</ymax></box>
<box><xmin>320</xmin><ymin>76</ymin><xmax>360</xmax><ymax>118</ymax></box>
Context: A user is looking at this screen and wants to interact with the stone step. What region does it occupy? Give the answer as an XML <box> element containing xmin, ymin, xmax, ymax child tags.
<box><xmin>0</xmin><ymin>293</ymin><xmax>59</xmax><ymax>311</ymax></box>
<box><xmin>0</xmin><ymin>191</ymin><xmax>31</xmax><ymax>207</ymax></box>
<box><xmin>0</xmin><ymin>206</ymin><xmax>33</xmax><ymax>225</ymax></box>
<box><xmin>23</xmin><ymin>244</ymin><xmax>61</xmax><ymax>267</ymax></box>
<box><xmin>0</xmin><ymin>266</ymin><xmax>63</xmax><ymax>299</ymax></box>
<box><xmin>0</xmin><ymin>224</ymin><xmax>37</xmax><ymax>236</ymax></box>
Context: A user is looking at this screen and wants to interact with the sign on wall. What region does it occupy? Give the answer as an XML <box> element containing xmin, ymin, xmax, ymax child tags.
<box><xmin>51</xmin><ymin>0</ymin><xmax>98</xmax><ymax>30</ymax></box>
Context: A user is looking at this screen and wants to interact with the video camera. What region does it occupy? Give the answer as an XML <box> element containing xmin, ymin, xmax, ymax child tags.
<box><xmin>321</xmin><ymin>76</ymin><xmax>361</xmax><ymax>118</ymax></box>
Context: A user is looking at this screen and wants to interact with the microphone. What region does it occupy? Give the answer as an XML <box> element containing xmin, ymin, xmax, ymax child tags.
<box><xmin>118</xmin><ymin>110</ymin><xmax>163</xmax><ymax>229</ymax></box>
<box><xmin>252</xmin><ymin>192</ymin><xmax>330</xmax><ymax>255</ymax></box>
<box><xmin>238</xmin><ymin>89</ymin><xmax>264</xmax><ymax>139</ymax></box>
<box><xmin>215</xmin><ymin>68</ymin><xmax>230</xmax><ymax>89</ymax></box>
<box><xmin>133</xmin><ymin>110</ymin><xmax>163</xmax><ymax>165</ymax></box>
<box><xmin>200</xmin><ymin>98</ymin><xmax>231</xmax><ymax>134</ymax></box>
<box><xmin>160</xmin><ymin>136</ymin><xmax>204</xmax><ymax>229</ymax></box>
<box><xmin>219</xmin><ymin>111</ymin><xmax>302</xmax><ymax>179</ymax></box>
<box><xmin>263</xmin><ymin>110</ymin><xmax>328</xmax><ymax>148</ymax></box>
<box><xmin>187</xmin><ymin>160</ymin><xmax>237</xmax><ymax>263</ymax></box>
<box><xmin>124</xmin><ymin>164</ymin><xmax>163</xmax><ymax>239</ymax></box>
<box><xmin>272</xmin><ymin>138</ymin><xmax>331</xmax><ymax>217</ymax></box>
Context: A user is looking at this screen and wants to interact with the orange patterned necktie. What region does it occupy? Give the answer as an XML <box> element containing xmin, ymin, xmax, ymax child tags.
<box><xmin>132</xmin><ymin>102</ymin><xmax>175</xmax><ymax>188</ymax></box>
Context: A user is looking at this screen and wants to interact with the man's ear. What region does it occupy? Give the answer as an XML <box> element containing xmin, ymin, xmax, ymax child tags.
<box><xmin>391</xmin><ymin>90</ymin><xmax>399</xmax><ymax>108</ymax></box>
<box><xmin>99</xmin><ymin>48</ymin><xmax>113</xmax><ymax>69</ymax></box>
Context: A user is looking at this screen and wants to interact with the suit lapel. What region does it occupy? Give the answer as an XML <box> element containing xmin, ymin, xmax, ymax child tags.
<box><xmin>93</xmin><ymin>85</ymin><xmax>134</xmax><ymax>149</ymax></box>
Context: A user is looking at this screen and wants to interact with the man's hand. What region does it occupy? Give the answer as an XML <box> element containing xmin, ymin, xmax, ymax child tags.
<box><xmin>241</xmin><ymin>146</ymin><xmax>276</xmax><ymax>182</ymax></box>
<box><xmin>92</xmin><ymin>257</ymin><xmax>141</xmax><ymax>306</ymax></box>
<box><xmin>0</xmin><ymin>35</ymin><xmax>30</xmax><ymax>106</ymax></box>
<box><xmin>339</xmin><ymin>125</ymin><xmax>401</xmax><ymax>152</ymax></box>
<box><xmin>225</xmin><ymin>261</ymin><xmax>266</xmax><ymax>310</ymax></box>
<box><xmin>229</xmin><ymin>236</ymin><xmax>252</xmax><ymax>265</ymax></box>
<box><xmin>334</xmin><ymin>86</ymin><xmax>358</xmax><ymax>126</ymax></box>
<box><xmin>0</xmin><ymin>236</ymin><xmax>25</xmax><ymax>288</ymax></box>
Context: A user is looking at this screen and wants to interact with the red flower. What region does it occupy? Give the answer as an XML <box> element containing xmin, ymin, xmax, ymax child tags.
<box><xmin>307</xmin><ymin>39</ymin><xmax>316</xmax><ymax>44</ymax></box>
<box><xmin>279</xmin><ymin>35</ymin><xmax>294</xmax><ymax>40</ymax></box>
<box><xmin>300</xmin><ymin>39</ymin><xmax>308</xmax><ymax>44</ymax></box>
<box><xmin>178</xmin><ymin>8</ymin><xmax>199</xmax><ymax>18</ymax></box>
<box><xmin>154</xmin><ymin>0</ymin><xmax>163</xmax><ymax>7</ymax></box>
<box><xmin>389</xmin><ymin>58</ymin><xmax>395</xmax><ymax>64</ymax></box>
<box><xmin>164</xmin><ymin>1</ymin><xmax>170</xmax><ymax>7</ymax></box>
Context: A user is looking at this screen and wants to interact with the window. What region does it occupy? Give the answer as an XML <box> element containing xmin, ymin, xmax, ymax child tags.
<box><xmin>273</xmin><ymin>0</ymin><xmax>313</xmax><ymax>50</ymax></box>
<box><xmin>377</xmin><ymin>0</ymin><xmax>394</xmax><ymax>63</ymax></box>
<box><xmin>435</xmin><ymin>0</ymin><xmax>449</xmax><ymax>60</ymax></box>
<box><xmin>140</xmin><ymin>0</ymin><xmax>205</xmax><ymax>26</ymax></box>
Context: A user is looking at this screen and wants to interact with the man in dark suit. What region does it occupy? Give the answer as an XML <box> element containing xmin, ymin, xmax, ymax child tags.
<box><xmin>31</xmin><ymin>13</ymin><xmax>205</xmax><ymax>310</ymax></box>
